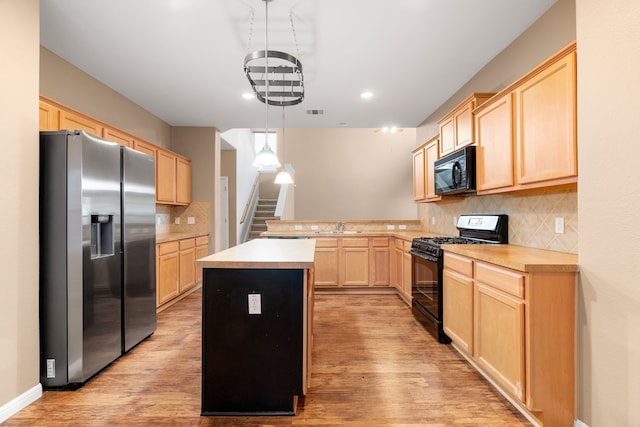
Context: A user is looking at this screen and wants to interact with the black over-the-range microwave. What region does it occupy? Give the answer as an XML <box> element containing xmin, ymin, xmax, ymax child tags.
<box><xmin>434</xmin><ymin>145</ymin><xmax>476</xmax><ymax>195</ymax></box>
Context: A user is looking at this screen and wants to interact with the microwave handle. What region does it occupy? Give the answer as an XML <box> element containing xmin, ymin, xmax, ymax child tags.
<box><xmin>452</xmin><ymin>161</ymin><xmax>462</xmax><ymax>188</ymax></box>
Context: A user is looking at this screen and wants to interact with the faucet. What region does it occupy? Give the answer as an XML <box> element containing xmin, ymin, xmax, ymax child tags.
<box><xmin>335</xmin><ymin>221</ymin><xmax>345</xmax><ymax>233</ymax></box>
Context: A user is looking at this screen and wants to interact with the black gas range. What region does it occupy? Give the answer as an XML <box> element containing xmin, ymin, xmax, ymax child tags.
<box><xmin>410</xmin><ymin>214</ymin><xmax>508</xmax><ymax>343</ymax></box>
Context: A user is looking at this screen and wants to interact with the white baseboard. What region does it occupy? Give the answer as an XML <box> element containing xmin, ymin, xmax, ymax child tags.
<box><xmin>574</xmin><ymin>420</ymin><xmax>589</xmax><ymax>427</ymax></box>
<box><xmin>0</xmin><ymin>384</ymin><xmax>42</xmax><ymax>423</ymax></box>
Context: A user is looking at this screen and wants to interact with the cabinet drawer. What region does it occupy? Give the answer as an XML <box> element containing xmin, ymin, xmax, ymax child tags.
<box><xmin>371</xmin><ymin>237</ymin><xmax>389</xmax><ymax>247</ymax></box>
<box><xmin>342</xmin><ymin>237</ymin><xmax>368</xmax><ymax>248</ymax></box>
<box><xmin>314</xmin><ymin>238</ymin><xmax>338</xmax><ymax>248</ymax></box>
<box><xmin>196</xmin><ymin>235</ymin><xmax>208</xmax><ymax>246</ymax></box>
<box><xmin>444</xmin><ymin>252</ymin><xmax>473</xmax><ymax>277</ymax></box>
<box><xmin>158</xmin><ymin>241</ymin><xmax>179</xmax><ymax>255</ymax></box>
<box><xmin>179</xmin><ymin>238</ymin><xmax>195</xmax><ymax>250</ymax></box>
<box><xmin>475</xmin><ymin>262</ymin><xmax>525</xmax><ymax>299</ymax></box>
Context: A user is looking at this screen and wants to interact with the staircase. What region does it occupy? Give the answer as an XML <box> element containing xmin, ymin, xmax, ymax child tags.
<box><xmin>248</xmin><ymin>198</ymin><xmax>279</xmax><ymax>240</ymax></box>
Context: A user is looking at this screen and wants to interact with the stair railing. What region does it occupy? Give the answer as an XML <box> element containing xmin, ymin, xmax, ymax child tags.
<box><xmin>240</xmin><ymin>176</ymin><xmax>260</xmax><ymax>243</ymax></box>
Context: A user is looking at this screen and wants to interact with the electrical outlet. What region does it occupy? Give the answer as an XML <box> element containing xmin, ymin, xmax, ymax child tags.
<box><xmin>398</xmin><ymin>224</ymin><xmax>407</xmax><ymax>230</ymax></box>
<box><xmin>46</xmin><ymin>359</ymin><xmax>55</xmax><ymax>378</ymax></box>
<box><xmin>431</xmin><ymin>216</ymin><xmax>435</xmax><ymax>225</ymax></box>
<box><xmin>294</xmin><ymin>225</ymin><xmax>303</xmax><ymax>231</ymax></box>
<box><xmin>386</xmin><ymin>224</ymin><xmax>395</xmax><ymax>230</ymax></box>
<box><xmin>311</xmin><ymin>225</ymin><xmax>319</xmax><ymax>230</ymax></box>
<box><xmin>174</xmin><ymin>217</ymin><xmax>180</xmax><ymax>225</ymax></box>
<box><xmin>555</xmin><ymin>217</ymin><xmax>565</xmax><ymax>234</ymax></box>
<box><xmin>187</xmin><ymin>216</ymin><xmax>195</xmax><ymax>225</ymax></box>
<box><xmin>248</xmin><ymin>294</ymin><xmax>261</xmax><ymax>315</ymax></box>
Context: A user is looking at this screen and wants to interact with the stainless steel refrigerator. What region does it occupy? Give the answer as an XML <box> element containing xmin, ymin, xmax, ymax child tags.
<box><xmin>39</xmin><ymin>130</ymin><xmax>156</xmax><ymax>389</ymax></box>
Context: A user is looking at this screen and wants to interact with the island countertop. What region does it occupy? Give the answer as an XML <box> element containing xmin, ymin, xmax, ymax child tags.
<box><xmin>196</xmin><ymin>238</ymin><xmax>316</xmax><ymax>269</ymax></box>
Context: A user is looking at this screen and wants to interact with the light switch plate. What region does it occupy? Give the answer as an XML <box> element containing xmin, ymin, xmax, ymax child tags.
<box><xmin>248</xmin><ymin>294</ymin><xmax>261</xmax><ymax>315</ymax></box>
<box><xmin>386</xmin><ymin>224</ymin><xmax>395</xmax><ymax>230</ymax></box>
<box><xmin>398</xmin><ymin>224</ymin><xmax>407</xmax><ymax>230</ymax></box>
<box><xmin>555</xmin><ymin>217</ymin><xmax>565</xmax><ymax>234</ymax></box>
<box><xmin>187</xmin><ymin>216</ymin><xmax>195</xmax><ymax>224</ymax></box>
<box><xmin>174</xmin><ymin>217</ymin><xmax>180</xmax><ymax>225</ymax></box>
<box><xmin>311</xmin><ymin>225</ymin><xmax>319</xmax><ymax>230</ymax></box>
<box><xmin>294</xmin><ymin>225</ymin><xmax>303</xmax><ymax>231</ymax></box>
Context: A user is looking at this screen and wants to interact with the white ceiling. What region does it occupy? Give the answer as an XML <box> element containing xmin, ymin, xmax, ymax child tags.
<box><xmin>40</xmin><ymin>0</ymin><xmax>557</xmax><ymax>132</ymax></box>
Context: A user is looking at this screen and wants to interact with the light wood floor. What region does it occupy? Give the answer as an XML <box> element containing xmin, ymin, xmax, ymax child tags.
<box><xmin>3</xmin><ymin>289</ymin><xmax>531</xmax><ymax>426</ymax></box>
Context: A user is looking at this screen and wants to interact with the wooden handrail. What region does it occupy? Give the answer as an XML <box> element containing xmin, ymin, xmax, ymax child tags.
<box><xmin>240</xmin><ymin>175</ymin><xmax>259</xmax><ymax>224</ymax></box>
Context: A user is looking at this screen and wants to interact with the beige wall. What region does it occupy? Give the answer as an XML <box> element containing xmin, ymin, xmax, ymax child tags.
<box><xmin>577</xmin><ymin>0</ymin><xmax>640</xmax><ymax>425</ymax></box>
<box><xmin>286</xmin><ymin>128</ymin><xmax>419</xmax><ymax>220</ymax></box>
<box><xmin>40</xmin><ymin>47</ymin><xmax>172</xmax><ymax>148</ymax></box>
<box><xmin>0</xmin><ymin>0</ymin><xmax>41</xmax><ymax>411</ymax></box>
<box><xmin>171</xmin><ymin>127</ymin><xmax>219</xmax><ymax>251</ymax></box>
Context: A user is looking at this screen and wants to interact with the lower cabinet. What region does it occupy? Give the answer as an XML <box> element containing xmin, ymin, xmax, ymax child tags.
<box><xmin>339</xmin><ymin>238</ymin><xmax>369</xmax><ymax>286</ymax></box>
<box><xmin>401</xmin><ymin>241</ymin><xmax>412</xmax><ymax>303</ymax></box>
<box><xmin>157</xmin><ymin>241</ymin><xmax>180</xmax><ymax>307</ymax></box>
<box><xmin>156</xmin><ymin>235</ymin><xmax>208</xmax><ymax>309</ymax></box>
<box><xmin>313</xmin><ymin>238</ymin><xmax>339</xmax><ymax>287</ymax></box>
<box><xmin>369</xmin><ymin>238</ymin><xmax>390</xmax><ymax>286</ymax></box>
<box><xmin>443</xmin><ymin>251</ymin><xmax>576</xmax><ymax>427</ymax></box>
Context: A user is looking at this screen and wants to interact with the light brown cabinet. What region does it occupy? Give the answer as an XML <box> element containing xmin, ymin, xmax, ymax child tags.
<box><xmin>514</xmin><ymin>49</ymin><xmax>577</xmax><ymax>187</ymax></box>
<box><xmin>313</xmin><ymin>238</ymin><xmax>339</xmax><ymax>287</ymax></box>
<box><xmin>412</xmin><ymin>148</ymin><xmax>426</xmax><ymax>201</ymax></box>
<box><xmin>157</xmin><ymin>235</ymin><xmax>209</xmax><ymax>310</ymax></box>
<box><xmin>39</xmin><ymin>100</ymin><xmax>59</xmax><ymax>131</ymax></box>
<box><xmin>178</xmin><ymin>238</ymin><xmax>196</xmax><ymax>293</ymax></box>
<box><xmin>442</xmin><ymin>253</ymin><xmax>474</xmax><ymax>354</ymax></box>
<box><xmin>412</xmin><ymin>135</ymin><xmax>441</xmax><ymax>203</ymax></box>
<box><xmin>443</xmin><ymin>250</ymin><xmax>576</xmax><ymax>427</ymax></box>
<box><xmin>39</xmin><ymin>96</ymin><xmax>193</xmax><ymax>207</ymax></box>
<box><xmin>157</xmin><ymin>241</ymin><xmax>180</xmax><ymax>307</ymax></box>
<box><xmin>59</xmin><ymin>110</ymin><xmax>102</xmax><ymax>135</ymax></box>
<box><xmin>401</xmin><ymin>241</ymin><xmax>412</xmax><ymax>303</ymax></box>
<box><xmin>195</xmin><ymin>236</ymin><xmax>209</xmax><ymax>285</ymax></box>
<box><xmin>474</xmin><ymin>93</ymin><xmax>515</xmax><ymax>193</ymax></box>
<box><xmin>474</xmin><ymin>42</ymin><xmax>577</xmax><ymax>195</ymax></box>
<box><xmin>103</xmin><ymin>126</ymin><xmax>134</xmax><ymax>148</ymax></box>
<box><xmin>339</xmin><ymin>238</ymin><xmax>369</xmax><ymax>286</ymax></box>
<box><xmin>369</xmin><ymin>237</ymin><xmax>390</xmax><ymax>286</ymax></box>
<box><xmin>438</xmin><ymin>92</ymin><xmax>494</xmax><ymax>156</ymax></box>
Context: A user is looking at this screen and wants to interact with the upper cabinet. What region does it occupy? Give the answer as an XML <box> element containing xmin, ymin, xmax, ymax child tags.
<box><xmin>438</xmin><ymin>93</ymin><xmax>495</xmax><ymax>156</ymax></box>
<box><xmin>514</xmin><ymin>48</ymin><xmax>577</xmax><ymax>186</ymax></box>
<box><xmin>474</xmin><ymin>42</ymin><xmax>577</xmax><ymax>195</ymax></box>
<box><xmin>39</xmin><ymin>96</ymin><xmax>192</xmax><ymax>206</ymax></box>
<box><xmin>413</xmin><ymin>135</ymin><xmax>441</xmax><ymax>203</ymax></box>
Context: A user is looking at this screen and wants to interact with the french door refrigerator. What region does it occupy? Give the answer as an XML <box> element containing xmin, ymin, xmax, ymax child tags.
<box><xmin>39</xmin><ymin>130</ymin><xmax>156</xmax><ymax>389</ymax></box>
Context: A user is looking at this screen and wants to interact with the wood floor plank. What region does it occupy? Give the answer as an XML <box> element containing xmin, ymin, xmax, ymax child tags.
<box><xmin>2</xmin><ymin>290</ymin><xmax>531</xmax><ymax>426</ymax></box>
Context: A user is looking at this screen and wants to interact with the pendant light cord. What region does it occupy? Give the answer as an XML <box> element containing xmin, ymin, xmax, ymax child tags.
<box><xmin>263</xmin><ymin>0</ymin><xmax>269</xmax><ymax>145</ymax></box>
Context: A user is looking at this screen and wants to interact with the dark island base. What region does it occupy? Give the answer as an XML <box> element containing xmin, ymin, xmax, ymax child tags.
<box><xmin>201</xmin><ymin>268</ymin><xmax>304</xmax><ymax>416</ymax></box>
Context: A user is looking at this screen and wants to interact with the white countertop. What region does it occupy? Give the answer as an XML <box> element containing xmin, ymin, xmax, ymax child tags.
<box><xmin>196</xmin><ymin>239</ymin><xmax>316</xmax><ymax>269</ymax></box>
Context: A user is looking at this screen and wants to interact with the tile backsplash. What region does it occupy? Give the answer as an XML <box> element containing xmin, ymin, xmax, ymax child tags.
<box><xmin>421</xmin><ymin>188</ymin><xmax>578</xmax><ymax>254</ymax></box>
<box><xmin>155</xmin><ymin>201</ymin><xmax>210</xmax><ymax>235</ymax></box>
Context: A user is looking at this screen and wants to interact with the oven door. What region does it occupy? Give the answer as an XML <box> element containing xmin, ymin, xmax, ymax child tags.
<box><xmin>410</xmin><ymin>250</ymin><xmax>441</xmax><ymax>319</ymax></box>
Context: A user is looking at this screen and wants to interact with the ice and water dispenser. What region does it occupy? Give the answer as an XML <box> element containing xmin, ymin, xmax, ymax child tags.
<box><xmin>90</xmin><ymin>214</ymin><xmax>114</xmax><ymax>259</ymax></box>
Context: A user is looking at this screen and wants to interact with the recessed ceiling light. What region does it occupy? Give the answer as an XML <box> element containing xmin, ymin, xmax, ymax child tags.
<box><xmin>242</xmin><ymin>92</ymin><xmax>255</xmax><ymax>100</ymax></box>
<box><xmin>360</xmin><ymin>91</ymin><xmax>374</xmax><ymax>99</ymax></box>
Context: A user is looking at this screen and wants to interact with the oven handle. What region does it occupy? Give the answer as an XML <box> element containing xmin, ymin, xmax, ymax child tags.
<box><xmin>409</xmin><ymin>249</ymin><xmax>438</xmax><ymax>263</ymax></box>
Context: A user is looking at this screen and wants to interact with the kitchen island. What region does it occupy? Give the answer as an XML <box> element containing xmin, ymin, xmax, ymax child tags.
<box><xmin>196</xmin><ymin>239</ymin><xmax>316</xmax><ymax>416</ymax></box>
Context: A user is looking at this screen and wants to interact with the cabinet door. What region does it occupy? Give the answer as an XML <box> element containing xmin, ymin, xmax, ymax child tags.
<box><xmin>103</xmin><ymin>126</ymin><xmax>134</xmax><ymax>148</ymax></box>
<box><xmin>39</xmin><ymin>101</ymin><xmax>59</xmax><ymax>131</ymax></box>
<box><xmin>59</xmin><ymin>110</ymin><xmax>102</xmax><ymax>135</ymax></box>
<box><xmin>176</xmin><ymin>157</ymin><xmax>192</xmax><ymax>205</ymax></box>
<box><xmin>179</xmin><ymin>239</ymin><xmax>196</xmax><ymax>293</ymax></box>
<box><xmin>370</xmin><ymin>245</ymin><xmax>390</xmax><ymax>286</ymax></box>
<box><xmin>195</xmin><ymin>238</ymin><xmax>209</xmax><ymax>285</ymax></box>
<box><xmin>443</xmin><ymin>269</ymin><xmax>474</xmax><ymax>354</ymax></box>
<box><xmin>474</xmin><ymin>283</ymin><xmax>526</xmax><ymax>402</ymax></box>
<box><xmin>133</xmin><ymin>139</ymin><xmax>156</xmax><ymax>158</ymax></box>
<box><xmin>402</xmin><ymin>245</ymin><xmax>412</xmax><ymax>302</ymax></box>
<box><xmin>453</xmin><ymin>101</ymin><xmax>474</xmax><ymax>150</ymax></box>
<box><xmin>424</xmin><ymin>139</ymin><xmax>441</xmax><ymax>201</ymax></box>
<box><xmin>314</xmin><ymin>239</ymin><xmax>339</xmax><ymax>287</ymax></box>
<box><xmin>157</xmin><ymin>244</ymin><xmax>179</xmax><ymax>307</ymax></box>
<box><xmin>412</xmin><ymin>148</ymin><xmax>426</xmax><ymax>201</ymax></box>
<box><xmin>156</xmin><ymin>149</ymin><xmax>177</xmax><ymax>204</ymax></box>
<box><xmin>439</xmin><ymin>116</ymin><xmax>455</xmax><ymax>156</ymax></box>
<box><xmin>475</xmin><ymin>94</ymin><xmax>515</xmax><ymax>192</ymax></box>
<box><xmin>515</xmin><ymin>51</ymin><xmax>577</xmax><ymax>185</ymax></box>
<box><xmin>340</xmin><ymin>247</ymin><xmax>369</xmax><ymax>286</ymax></box>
